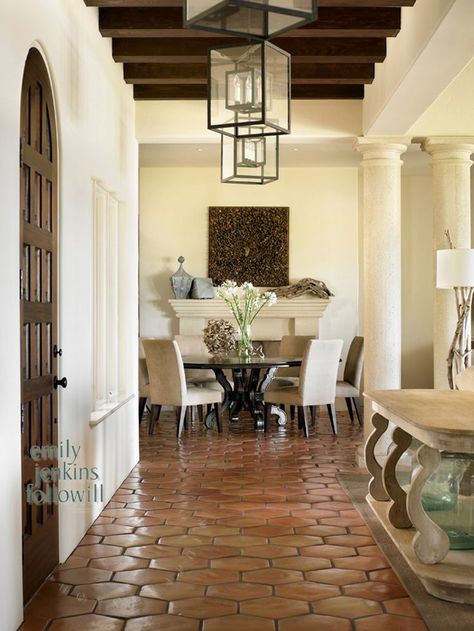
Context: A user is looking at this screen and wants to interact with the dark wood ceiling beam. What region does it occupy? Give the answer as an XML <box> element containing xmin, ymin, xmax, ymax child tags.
<box><xmin>99</xmin><ymin>7</ymin><xmax>400</xmax><ymax>38</ymax></box>
<box><xmin>86</xmin><ymin>1</ymin><xmax>414</xmax><ymax>8</ymax></box>
<box><xmin>113</xmin><ymin>37</ymin><xmax>386</xmax><ymax>63</ymax></box>
<box><xmin>123</xmin><ymin>62</ymin><xmax>374</xmax><ymax>84</ymax></box>
<box><xmin>133</xmin><ymin>84</ymin><xmax>364</xmax><ymax>99</ymax></box>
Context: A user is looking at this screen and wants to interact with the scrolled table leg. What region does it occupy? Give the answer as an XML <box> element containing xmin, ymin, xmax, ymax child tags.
<box><xmin>407</xmin><ymin>444</ymin><xmax>450</xmax><ymax>565</ymax></box>
<box><xmin>365</xmin><ymin>413</ymin><xmax>390</xmax><ymax>501</ymax></box>
<box><xmin>383</xmin><ymin>427</ymin><xmax>412</xmax><ymax>528</ymax></box>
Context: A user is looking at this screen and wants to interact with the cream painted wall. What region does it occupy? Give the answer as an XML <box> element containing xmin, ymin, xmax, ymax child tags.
<box><xmin>0</xmin><ymin>2</ymin><xmax>138</xmax><ymax>628</ymax></box>
<box><xmin>140</xmin><ymin>166</ymin><xmax>360</xmax><ymax>368</ymax></box>
<box><xmin>401</xmin><ymin>175</ymin><xmax>434</xmax><ymax>388</ymax></box>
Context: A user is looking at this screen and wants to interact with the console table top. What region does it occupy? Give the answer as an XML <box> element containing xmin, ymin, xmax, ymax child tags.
<box><xmin>365</xmin><ymin>389</ymin><xmax>474</xmax><ymax>451</ymax></box>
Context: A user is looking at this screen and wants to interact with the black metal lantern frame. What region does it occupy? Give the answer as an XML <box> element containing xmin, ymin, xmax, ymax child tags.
<box><xmin>221</xmin><ymin>132</ymin><xmax>279</xmax><ymax>185</ymax></box>
<box><xmin>208</xmin><ymin>41</ymin><xmax>291</xmax><ymax>138</ymax></box>
<box><xmin>185</xmin><ymin>0</ymin><xmax>318</xmax><ymax>41</ymax></box>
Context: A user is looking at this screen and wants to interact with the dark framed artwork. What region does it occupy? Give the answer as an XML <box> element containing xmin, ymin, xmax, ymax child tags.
<box><xmin>208</xmin><ymin>206</ymin><xmax>289</xmax><ymax>286</ymax></box>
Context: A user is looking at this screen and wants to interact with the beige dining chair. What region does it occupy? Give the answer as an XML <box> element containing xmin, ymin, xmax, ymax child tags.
<box><xmin>336</xmin><ymin>336</ymin><xmax>364</xmax><ymax>425</ymax></box>
<box><xmin>264</xmin><ymin>339</ymin><xmax>343</xmax><ymax>437</ymax></box>
<box><xmin>175</xmin><ymin>334</ymin><xmax>217</xmax><ymax>386</ymax></box>
<box><xmin>143</xmin><ymin>339</ymin><xmax>223</xmax><ymax>438</ymax></box>
<box><xmin>455</xmin><ymin>366</ymin><xmax>474</xmax><ymax>390</ymax></box>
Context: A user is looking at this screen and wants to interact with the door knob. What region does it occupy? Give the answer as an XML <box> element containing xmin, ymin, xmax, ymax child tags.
<box><xmin>53</xmin><ymin>345</ymin><xmax>63</xmax><ymax>357</ymax></box>
<box><xmin>54</xmin><ymin>376</ymin><xmax>67</xmax><ymax>389</ymax></box>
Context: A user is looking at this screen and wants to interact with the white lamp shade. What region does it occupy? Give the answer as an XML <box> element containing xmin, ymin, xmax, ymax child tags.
<box><xmin>436</xmin><ymin>249</ymin><xmax>474</xmax><ymax>288</ymax></box>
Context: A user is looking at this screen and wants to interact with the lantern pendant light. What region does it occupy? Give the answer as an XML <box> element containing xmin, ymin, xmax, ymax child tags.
<box><xmin>209</xmin><ymin>41</ymin><xmax>290</xmax><ymax>138</ymax></box>
<box><xmin>221</xmin><ymin>132</ymin><xmax>279</xmax><ymax>185</ymax></box>
<box><xmin>184</xmin><ymin>0</ymin><xmax>318</xmax><ymax>41</ymax></box>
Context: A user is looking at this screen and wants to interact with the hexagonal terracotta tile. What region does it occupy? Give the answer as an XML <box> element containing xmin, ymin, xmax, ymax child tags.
<box><xmin>51</xmin><ymin>568</ymin><xmax>112</xmax><ymax>585</ymax></box>
<box><xmin>48</xmin><ymin>614</ymin><xmax>123</xmax><ymax>630</ymax></box>
<box><xmin>71</xmin><ymin>582</ymin><xmax>137</xmax><ymax>601</ymax></box>
<box><xmin>313</xmin><ymin>596</ymin><xmax>382</xmax><ymax>618</ymax></box>
<box><xmin>124</xmin><ymin>615</ymin><xmax>199</xmax><ymax>631</ymax></box>
<box><xmin>326</xmin><ymin>534</ymin><xmax>375</xmax><ymax>547</ymax></box>
<box><xmin>273</xmin><ymin>556</ymin><xmax>331</xmax><ymax>572</ymax></box>
<box><xmin>101</xmin><ymin>534</ymin><xmax>156</xmax><ymax>547</ymax></box>
<box><xmin>140</xmin><ymin>582</ymin><xmax>205</xmax><ymax>600</ymax></box>
<box><xmin>135</xmin><ymin>525</ymin><xmax>187</xmax><ymax>537</ymax></box>
<box><xmin>127</xmin><ymin>544</ymin><xmax>180</xmax><ymax>559</ymax></box>
<box><xmin>384</xmin><ymin>598</ymin><xmax>423</xmax><ymax>618</ymax></box>
<box><xmin>149</xmin><ymin>556</ymin><xmax>208</xmax><ymax>571</ymax></box>
<box><xmin>241</xmin><ymin>596</ymin><xmax>309</xmax><ymax>619</ymax></box>
<box><xmin>304</xmin><ymin>545</ymin><xmax>356</xmax><ymax>559</ymax></box>
<box><xmin>334</xmin><ymin>557</ymin><xmax>389</xmax><ymax>572</ymax></box>
<box><xmin>369</xmin><ymin>568</ymin><xmax>402</xmax><ymax>583</ymax></box>
<box><xmin>183</xmin><ymin>545</ymin><xmax>239</xmax><ymax>560</ymax></box>
<box><xmin>189</xmin><ymin>526</ymin><xmax>240</xmax><ymax>537</ymax></box>
<box><xmin>203</xmin><ymin>614</ymin><xmax>276</xmax><ymax>631</ymax></box>
<box><xmin>88</xmin><ymin>524</ymin><xmax>135</xmax><ymax>536</ymax></box>
<box><xmin>207</xmin><ymin>583</ymin><xmax>272</xmax><ymax>600</ymax></box>
<box><xmin>113</xmin><ymin>569</ymin><xmax>175</xmax><ymax>585</ymax></box>
<box><xmin>74</xmin><ymin>544</ymin><xmax>123</xmax><ymax>559</ymax></box>
<box><xmin>210</xmin><ymin>556</ymin><xmax>269</xmax><ymax>571</ymax></box>
<box><xmin>96</xmin><ymin>595</ymin><xmax>167</xmax><ymax>618</ymax></box>
<box><xmin>295</xmin><ymin>525</ymin><xmax>347</xmax><ymax>537</ymax></box>
<box><xmin>276</xmin><ymin>582</ymin><xmax>341</xmax><ymax>602</ymax></box>
<box><xmin>25</xmin><ymin>583</ymin><xmax>96</xmax><ymax>619</ymax></box>
<box><xmin>169</xmin><ymin>597</ymin><xmax>237</xmax><ymax>618</ymax></box>
<box><xmin>307</xmin><ymin>568</ymin><xmax>367</xmax><ymax>586</ymax></box>
<box><xmin>270</xmin><ymin>535</ymin><xmax>324</xmax><ymax>547</ymax></box>
<box><xmin>243</xmin><ymin>568</ymin><xmax>303</xmax><ymax>585</ymax></box>
<box><xmin>279</xmin><ymin>614</ymin><xmax>352</xmax><ymax>631</ymax></box>
<box><xmin>343</xmin><ymin>581</ymin><xmax>407</xmax><ymax>601</ymax></box>
<box><xmin>213</xmin><ymin>535</ymin><xmax>267</xmax><ymax>547</ymax></box>
<box><xmin>90</xmin><ymin>556</ymin><xmax>149</xmax><ymax>572</ymax></box>
<box><xmin>178</xmin><ymin>569</ymin><xmax>240</xmax><ymax>584</ymax></box>
<box><xmin>354</xmin><ymin>614</ymin><xmax>428</xmax><ymax>630</ymax></box>
<box><xmin>241</xmin><ymin>544</ymin><xmax>298</xmax><ymax>558</ymax></box>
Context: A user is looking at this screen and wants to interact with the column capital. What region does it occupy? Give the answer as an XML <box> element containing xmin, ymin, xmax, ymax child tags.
<box><xmin>353</xmin><ymin>136</ymin><xmax>412</xmax><ymax>165</ymax></box>
<box><xmin>422</xmin><ymin>137</ymin><xmax>474</xmax><ymax>164</ymax></box>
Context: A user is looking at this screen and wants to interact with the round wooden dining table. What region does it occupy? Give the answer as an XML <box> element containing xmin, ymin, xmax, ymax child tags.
<box><xmin>182</xmin><ymin>355</ymin><xmax>302</xmax><ymax>430</ymax></box>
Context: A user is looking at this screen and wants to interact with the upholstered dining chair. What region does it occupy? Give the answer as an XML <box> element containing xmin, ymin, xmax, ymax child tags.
<box><xmin>143</xmin><ymin>339</ymin><xmax>223</xmax><ymax>438</ymax></box>
<box><xmin>264</xmin><ymin>339</ymin><xmax>343</xmax><ymax>437</ymax></box>
<box><xmin>175</xmin><ymin>334</ymin><xmax>216</xmax><ymax>386</ymax></box>
<box><xmin>336</xmin><ymin>336</ymin><xmax>364</xmax><ymax>425</ymax></box>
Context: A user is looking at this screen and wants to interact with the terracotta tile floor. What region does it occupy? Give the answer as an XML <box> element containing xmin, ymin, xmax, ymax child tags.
<box><xmin>22</xmin><ymin>410</ymin><xmax>428</xmax><ymax>630</ymax></box>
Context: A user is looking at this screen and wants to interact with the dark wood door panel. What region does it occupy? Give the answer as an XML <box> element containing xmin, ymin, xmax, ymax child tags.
<box><xmin>20</xmin><ymin>48</ymin><xmax>59</xmax><ymax>604</ymax></box>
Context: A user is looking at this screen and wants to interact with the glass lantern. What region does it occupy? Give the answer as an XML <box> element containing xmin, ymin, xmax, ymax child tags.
<box><xmin>221</xmin><ymin>132</ymin><xmax>279</xmax><ymax>185</ymax></box>
<box><xmin>185</xmin><ymin>0</ymin><xmax>318</xmax><ymax>41</ymax></box>
<box><xmin>209</xmin><ymin>41</ymin><xmax>290</xmax><ymax>138</ymax></box>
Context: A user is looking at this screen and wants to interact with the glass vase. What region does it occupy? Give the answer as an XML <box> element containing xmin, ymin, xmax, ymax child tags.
<box><xmin>237</xmin><ymin>324</ymin><xmax>253</xmax><ymax>358</ymax></box>
<box><xmin>420</xmin><ymin>451</ymin><xmax>474</xmax><ymax>550</ymax></box>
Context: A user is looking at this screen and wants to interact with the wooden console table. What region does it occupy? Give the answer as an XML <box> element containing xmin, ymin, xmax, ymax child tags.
<box><xmin>364</xmin><ymin>389</ymin><xmax>474</xmax><ymax>604</ymax></box>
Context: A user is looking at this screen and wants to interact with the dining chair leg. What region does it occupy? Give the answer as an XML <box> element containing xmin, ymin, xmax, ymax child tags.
<box><xmin>297</xmin><ymin>406</ymin><xmax>303</xmax><ymax>430</ymax></box>
<box><xmin>290</xmin><ymin>405</ymin><xmax>296</xmax><ymax>421</ymax></box>
<box><xmin>345</xmin><ymin>397</ymin><xmax>354</xmax><ymax>424</ymax></box>
<box><xmin>198</xmin><ymin>405</ymin><xmax>204</xmax><ymax>423</ymax></box>
<box><xmin>214</xmin><ymin>402</ymin><xmax>222</xmax><ymax>433</ymax></box>
<box><xmin>177</xmin><ymin>406</ymin><xmax>187</xmax><ymax>438</ymax></box>
<box><xmin>327</xmin><ymin>403</ymin><xmax>337</xmax><ymax>435</ymax></box>
<box><xmin>310</xmin><ymin>406</ymin><xmax>317</xmax><ymax>426</ymax></box>
<box><xmin>353</xmin><ymin>397</ymin><xmax>363</xmax><ymax>425</ymax></box>
<box><xmin>301</xmin><ymin>407</ymin><xmax>309</xmax><ymax>438</ymax></box>
<box><xmin>139</xmin><ymin>397</ymin><xmax>147</xmax><ymax>424</ymax></box>
<box><xmin>264</xmin><ymin>403</ymin><xmax>272</xmax><ymax>432</ymax></box>
<box><xmin>207</xmin><ymin>404</ymin><xmax>212</xmax><ymax>415</ymax></box>
<box><xmin>148</xmin><ymin>404</ymin><xmax>161</xmax><ymax>435</ymax></box>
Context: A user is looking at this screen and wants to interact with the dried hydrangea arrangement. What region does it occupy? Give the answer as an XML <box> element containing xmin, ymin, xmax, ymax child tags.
<box><xmin>203</xmin><ymin>319</ymin><xmax>236</xmax><ymax>356</ymax></box>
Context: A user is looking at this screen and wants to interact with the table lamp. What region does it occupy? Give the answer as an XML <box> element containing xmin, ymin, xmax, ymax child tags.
<box><xmin>436</xmin><ymin>247</ymin><xmax>474</xmax><ymax>388</ymax></box>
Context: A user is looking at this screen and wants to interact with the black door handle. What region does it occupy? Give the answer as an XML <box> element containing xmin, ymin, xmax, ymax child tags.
<box><xmin>53</xmin><ymin>345</ymin><xmax>63</xmax><ymax>357</ymax></box>
<box><xmin>54</xmin><ymin>376</ymin><xmax>67</xmax><ymax>389</ymax></box>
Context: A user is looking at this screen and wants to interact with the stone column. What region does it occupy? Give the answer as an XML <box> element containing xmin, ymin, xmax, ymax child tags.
<box><xmin>422</xmin><ymin>138</ymin><xmax>474</xmax><ymax>389</ymax></box>
<box><xmin>354</xmin><ymin>137</ymin><xmax>411</xmax><ymax>462</ymax></box>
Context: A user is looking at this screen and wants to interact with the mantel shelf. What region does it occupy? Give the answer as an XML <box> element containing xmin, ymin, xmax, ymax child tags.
<box><xmin>169</xmin><ymin>297</ymin><xmax>331</xmax><ymax>339</ymax></box>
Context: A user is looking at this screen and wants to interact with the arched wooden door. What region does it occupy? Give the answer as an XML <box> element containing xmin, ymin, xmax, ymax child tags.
<box><xmin>20</xmin><ymin>48</ymin><xmax>59</xmax><ymax>603</ymax></box>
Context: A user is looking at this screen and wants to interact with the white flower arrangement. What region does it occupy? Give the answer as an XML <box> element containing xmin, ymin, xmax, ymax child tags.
<box><xmin>217</xmin><ymin>281</ymin><xmax>277</xmax><ymax>355</ymax></box>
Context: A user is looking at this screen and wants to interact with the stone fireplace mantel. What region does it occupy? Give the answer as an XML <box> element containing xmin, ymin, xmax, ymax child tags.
<box><xmin>169</xmin><ymin>297</ymin><xmax>331</xmax><ymax>340</ymax></box>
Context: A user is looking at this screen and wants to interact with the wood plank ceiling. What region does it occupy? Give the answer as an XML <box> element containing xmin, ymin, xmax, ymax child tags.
<box><xmin>84</xmin><ymin>0</ymin><xmax>416</xmax><ymax>100</ymax></box>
